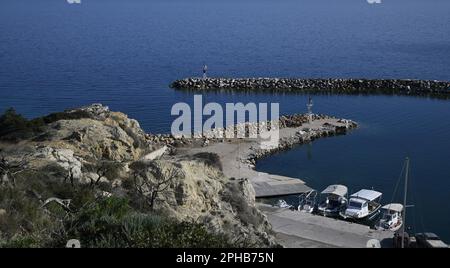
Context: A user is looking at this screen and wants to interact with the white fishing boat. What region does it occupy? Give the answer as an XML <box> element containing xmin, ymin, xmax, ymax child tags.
<box><xmin>298</xmin><ymin>190</ymin><xmax>317</xmax><ymax>213</ymax></box>
<box><xmin>376</xmin><ymin>203</ymin><xmax>404</xmax><ymax>231</ymax></box>
<box><xmin>340</xmin><ymin>189</ymin><xmax>382</xmax><ymax>220</ymax></box>
<box><xmin>317</xmin><ymin>184</ymin><xmax>348</xmax><ymax>217</ymax></box>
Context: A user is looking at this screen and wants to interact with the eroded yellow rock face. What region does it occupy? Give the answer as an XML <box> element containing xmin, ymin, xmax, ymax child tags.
<box><xmin>138</xmin><ymin>160</ymin><xmax>275</xmax><ymax>247</ymax></box>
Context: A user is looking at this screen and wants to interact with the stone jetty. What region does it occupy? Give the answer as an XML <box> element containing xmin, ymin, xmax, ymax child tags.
<box><xmin>171</xmin><ymin>77</ymin><xmax>450</xmax><ymax>97</ymax></box>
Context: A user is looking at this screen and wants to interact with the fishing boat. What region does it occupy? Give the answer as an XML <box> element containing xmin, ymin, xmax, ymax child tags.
<box><xmin>376</xmin><ymin>203</ymin><xmax>404</xmax><ymax>231</ymax></box>
<box><xmin>298</xmin><ymin>190</ymin><xmax>317</xmax><ymax>213</ymax></box>
<box><xmin>340</xmin><ymin>189</ymin><xmax>382</xmax><ymax>220</ymax></box>
<box><xmin>317</xmin><ymin>184</ymin><xmax>348</xmax><ymax>217</ymax></box>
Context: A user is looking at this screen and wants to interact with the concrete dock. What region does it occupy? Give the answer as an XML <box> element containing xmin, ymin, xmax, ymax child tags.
<box><xmin>251</xmin><ymin>174</ymin><xmax>312</xmax><ymax>198</ymax></box>
<box><xmin>259</xmin><ymin>204</ymin><xmax>395</xmax><ymax>248</ymax></box>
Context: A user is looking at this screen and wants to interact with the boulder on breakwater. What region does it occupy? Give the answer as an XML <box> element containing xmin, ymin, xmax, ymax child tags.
<box><xmin>171</xmin><ymin>78</ymin><xmax>450</xmax><ymax>97</ymax></box>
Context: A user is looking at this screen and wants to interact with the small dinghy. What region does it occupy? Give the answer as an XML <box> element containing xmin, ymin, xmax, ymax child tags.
<box><xmin>317</xmin><ymin>184</ymin><xmax>348</xmax><ymax>217</ymax></box>
<box><xmin>376</xmin><ymin>203</ymin><xmax>404</xmax><ymax>231</ymax></box>
<box><xmin>298</xmin><ymin>190</ymin><xmax>317</xmax><ymax>213</ymax></box>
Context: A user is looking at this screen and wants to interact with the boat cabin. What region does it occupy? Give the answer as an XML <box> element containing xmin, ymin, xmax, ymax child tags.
<box><xmin>376</xmin><ymin>203</ymin><xmax>403</xmax><ymax>231</ymax></box>
<box><xmin>342</xmin><ymin>189</ymin><xmax>382</xmax><ymax>220</ymax></box>
<box><xmin>317</xmin><ymin>184</ymin><xmax>348</xmax><ymax>216</ymax></box>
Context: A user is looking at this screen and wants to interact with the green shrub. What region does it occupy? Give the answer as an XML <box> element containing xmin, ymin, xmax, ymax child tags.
<box><xmin>51</xmin><ymin>197</ymin><xmax>235</xmax><ymax>248</ymax></box>
<box><xmin>0</xmin><ymin>108</ymin><xmax>91</xmax><ymax>142</ymax></box>
<box><xmin>0</xmin><ymin>164</ymin><xmax>243</xmax><ymax>248</ymax></box>
<box><xmin>0</xmin><ymin>189</ymin><xmax>238</xmax><ymax>248</ymax></box>
<box><xmin>41</xmin><ymin>110</ymin><xmax>91</xmax><ymax>124</ymax></box>
<box><xmin>0</xmin><ymin>108</ymin><xmax>46</xmax><ymax>141</ymax></box>
<box><xmin>0</xmin><ymin>233</ymin><xmax>46</xmax><ymax>248</ymax></box>
<box><xmin>0</xmin><ymin>108</ymin><xmax>28</xmax><ymax>136</ymax></box>
<box><xmin>0</xmin><ymin>186</ymin><xmax>55</xmax><ymax>241</ymax></box>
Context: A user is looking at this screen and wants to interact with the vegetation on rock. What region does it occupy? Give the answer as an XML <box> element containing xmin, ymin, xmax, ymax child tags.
<box><xmin>0</xmin><ymin>105</ymin><xmax>275</xmax><ymax>248</ymax></box>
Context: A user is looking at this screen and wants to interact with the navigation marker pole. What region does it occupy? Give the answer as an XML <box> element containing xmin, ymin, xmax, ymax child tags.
<box><xmin>307</xmin><ymin>96</ymin><xmax>314</xmax><ymax>123</ymax></box>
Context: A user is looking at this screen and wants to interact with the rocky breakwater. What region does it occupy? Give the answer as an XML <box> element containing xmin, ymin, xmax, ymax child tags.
<box><xmin>246</xmin><ymin>114</ymin><xmax>357</xmax><ymax>168</ymax></box>
<box><xmin>171</xmin><ymin>78</ymin><xmax>450</xmax><ymax>97</ymax></box>
<box><xmin>146</xmin><ymin>113</ymin><xmax>356</xmax><ymax>156</ymax></box>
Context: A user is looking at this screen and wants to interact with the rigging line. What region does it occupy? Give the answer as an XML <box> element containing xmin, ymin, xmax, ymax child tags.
<box><xmin>390</xmin><ymin>160</ymin><xmax>406</xmax><ymax>205</ymax></box>
<box><xmin>408</xmin><ymin>170</ymin><xmax>418</xmax><ymax>233</ymax></box>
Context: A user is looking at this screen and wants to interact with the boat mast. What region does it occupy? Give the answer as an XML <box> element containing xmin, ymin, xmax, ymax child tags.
<box><xmin>401</xmin><ymin>157</ymin><xmax>410</xmax><ymax>248</ymax></box>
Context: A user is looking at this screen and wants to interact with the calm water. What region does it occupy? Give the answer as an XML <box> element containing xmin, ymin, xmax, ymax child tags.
<box><xmin>257</xmin><ymin>95</ymin><xmax>450</xmax><ymax>240</ymax></box>
<box><xmin>1</xmin><ymin>0</ymin><xmax>449</xmax><ymax>242</ymax></box>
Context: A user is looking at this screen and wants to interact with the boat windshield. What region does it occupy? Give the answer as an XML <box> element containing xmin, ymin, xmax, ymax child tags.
<box><xmin>328</xmin><ymin>199</ymin><xmax>340</xmax><ymax>207</ymax></box>
<box><xmin>348</xmin><ymin>200</ymin><xmax>363</xmax><ymax>209</ymax></box>
<box><xmin>382</xmin><ymin>214</ymin><xmax>393</xmax><ymax>221</ymax></box>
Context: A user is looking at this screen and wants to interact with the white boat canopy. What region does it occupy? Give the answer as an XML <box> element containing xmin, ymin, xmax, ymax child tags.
<box><xmin>381</xmin><ymin>203</ymin><xmax>404</xmax><ymax>212</ymax></box>
<box><xmin>350</xmin><ymin>189</ymin><xmax>382</xmax><ymax>201</ymax></box>
<box><xmin>321</xmin><ymin>185</ymin><xmax>348</xmax><ymax>197</ymax></box>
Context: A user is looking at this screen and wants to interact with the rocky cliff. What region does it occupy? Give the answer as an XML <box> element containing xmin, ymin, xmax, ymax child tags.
<box><xmin>0</xmin><ymin>104</ymin><xmax>275</xmax><ymax>247</ymax></box>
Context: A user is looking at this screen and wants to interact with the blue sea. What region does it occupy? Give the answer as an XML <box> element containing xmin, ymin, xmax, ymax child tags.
<box><xmin>1</xmin><ymin>0</ymin><xmax>449</xmax><ymax>242</ymax></box>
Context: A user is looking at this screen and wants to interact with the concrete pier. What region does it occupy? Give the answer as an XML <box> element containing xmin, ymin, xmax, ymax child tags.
<box><xmin>259</xmin><ymin>204</ymin><xmax>395</xmax><ymax>248</ymax></box>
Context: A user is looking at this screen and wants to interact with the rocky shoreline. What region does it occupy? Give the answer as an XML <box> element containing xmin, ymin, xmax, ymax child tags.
<box><xmin>246</xmin><ymin>115</ymin><xmax>356</xmax><ymax>167</ymax></box>
<box><xmin>171</xmin><ymin>78</ymin><xmax>450</xmax><ymax>97</ymax></box>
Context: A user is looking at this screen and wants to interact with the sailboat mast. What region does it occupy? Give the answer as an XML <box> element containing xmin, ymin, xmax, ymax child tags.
<box><xmin>401</xmin><ymin>157</ymin><xmax>410</xmax><ymax>248</ymax></box>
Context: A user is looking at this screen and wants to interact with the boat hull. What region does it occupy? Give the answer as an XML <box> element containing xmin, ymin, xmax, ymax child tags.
<box><xmin>375</xmin><ymin>223</ymin><xmax>402</xmax><ymax>232</ymax></box>
<box><xmin>317</xmin><ymin>207</ymin><xmax>342</xmax><ymax>218</ymax></box>
<box><xmin>340</xmin><ymin>204</ymin><xmax>382</xmax><ymax>222</ymax></box>
<box><xmin>376</xmin><ymin>219</ymin><xmax>403</xmax><ymax>232</ymax></box>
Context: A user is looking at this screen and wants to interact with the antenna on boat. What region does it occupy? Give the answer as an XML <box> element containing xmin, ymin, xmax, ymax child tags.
<box><xmin>401</xmin><ymin>157</ymin><xmax>410</xmax><ymax>249</ymax></box>
<box><xmin>307</xmin><ymin>96</ymin><xmax>313</xmax><ymax>123</ymax></box>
